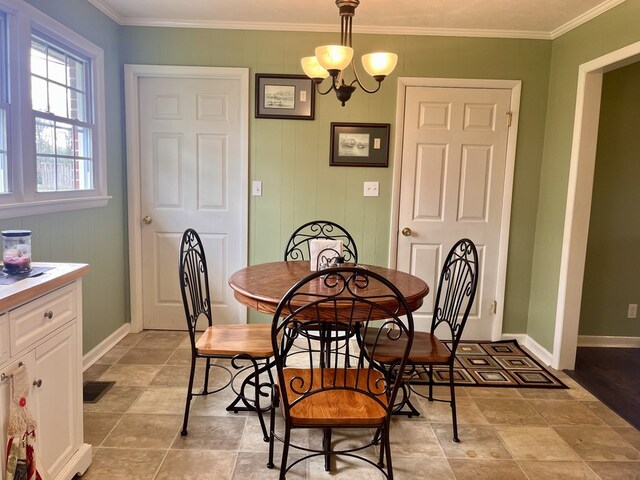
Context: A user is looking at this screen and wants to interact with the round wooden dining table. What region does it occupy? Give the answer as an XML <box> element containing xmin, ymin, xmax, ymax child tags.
<box><xmin>228</xmin><ymin>261</ymin><xmax>429</xmax><ymax>319</ymax></box>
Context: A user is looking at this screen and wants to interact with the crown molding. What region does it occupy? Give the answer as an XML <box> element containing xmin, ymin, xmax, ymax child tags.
<box><xmin>86</xmin><ymin>0</ymin><xmax>625</xmax><ymax>41</ymax></box>
<box><xmin>112</xmin><ymin>18</ymin><xmax>553</xmax><ymax>40</ymax></box>
<box><xmin>551</xmin><ymin>0</ymin><xmax>625</xmax><ymax>39</ymax></box>
<box><xmin>86</xmin><ymin>0</ymin><xmax>124</xmax><ymax>24</ymax></box>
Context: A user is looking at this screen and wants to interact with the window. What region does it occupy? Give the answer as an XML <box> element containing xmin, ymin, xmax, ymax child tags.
<box><xmin>31</xmin><ymin>35</ymin><xmax>93</xmax><ymax>192</ymax></box>
<box><xmin>0</xmin><ymin>12</ymin><xmax>8</xmax><ymax>194</ymax></box>
<box><xmin>0</xmin><ymin>0</ymin><xmax>108</xmax><ymax>219</ymax></box>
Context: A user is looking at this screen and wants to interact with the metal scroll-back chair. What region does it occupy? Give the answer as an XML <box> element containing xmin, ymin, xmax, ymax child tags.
<box><xmin>267</xmin><ymin>266</ymin><xmax>414</xmax><ymax>480</ymax></box>
<box><xmin>283</xmin><ymin>220</ymin><xmax>358</xmax><ymax>263</ymax></box>
<box><xmin>283</xmin><ymin>220</ymin><xmax>359</xmax><ymax>367</ymax></box>
<box><xmin>364</xmin><ymin>238</ymin><xmax>479</xmax><ymax>442</ymax></box>
<box><xmin>179</xmin><ymin>228</ymin><xmax>274</xmax><ymax>441</ymax></box>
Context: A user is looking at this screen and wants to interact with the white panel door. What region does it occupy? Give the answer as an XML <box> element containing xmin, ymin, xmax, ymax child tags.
<box><xmin>398</xmin><ymin>86</ymin><xmax>512</xmax><ymax>338</ymax></box>
<box><xmin>139</xmin><ymin>75</ymin><xmax>245</xmax><ymax>329</ymax></box>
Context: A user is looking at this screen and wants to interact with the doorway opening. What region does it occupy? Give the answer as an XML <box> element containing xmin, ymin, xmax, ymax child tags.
<box><xmin>553</xmin><ymin>40</ymin><xmax>640</xmax><ymax>370</ymax></box>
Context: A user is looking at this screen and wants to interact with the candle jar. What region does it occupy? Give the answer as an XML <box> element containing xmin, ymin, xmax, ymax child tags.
<box><xmin>2</xmin><ymin>230</ymin><xmax>32</xmax><ymax>275</ymax></box>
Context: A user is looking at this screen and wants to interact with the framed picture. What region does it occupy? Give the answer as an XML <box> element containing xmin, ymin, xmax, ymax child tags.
<box><xmin>330</xmin><ymin>123</ymin><xmax>390</xmax><ymax>167</ymax></box>
<box><xmin>255</xmin><ymin>74</ymin><xmax>315</xmax><ymax>120</ymax></box>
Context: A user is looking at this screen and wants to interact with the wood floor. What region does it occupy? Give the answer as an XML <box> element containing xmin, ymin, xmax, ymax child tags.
<box><xmin>565</xmin><ymin>347</ymin><xmax>640</xmax><ymax>429</ymax></box>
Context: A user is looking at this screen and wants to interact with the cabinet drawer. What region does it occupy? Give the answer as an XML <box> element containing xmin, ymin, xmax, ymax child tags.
<box><xmin>9</xmin><ymin>283</ymin><xmax>77</xmax><ymax>356</ymax></box>
<box><xmin>0</xmin><ymin>314</ymin><xmax>7</xmax><ymax>365</ymax></box>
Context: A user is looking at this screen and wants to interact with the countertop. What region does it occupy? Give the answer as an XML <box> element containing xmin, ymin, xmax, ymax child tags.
<box><xmin>0</xmin><ymin>262</ymin><xmax>90</xmax><ymax>312</ymax></box>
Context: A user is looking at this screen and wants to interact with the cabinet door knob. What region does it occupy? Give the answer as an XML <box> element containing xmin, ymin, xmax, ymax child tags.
<box><xmin>44</xmin><ymin>310</ymin><xmax>53</xmax><ymax>319</ymax></box>
<box><xmin>33</xmin><ymin>379</ymin><xmax>42</xmax><ymax>388</ymax></box>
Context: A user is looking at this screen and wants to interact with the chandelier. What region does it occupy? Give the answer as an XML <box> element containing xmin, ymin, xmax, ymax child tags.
<box><xmin>301</xmin><ymin>0</ymin><xmax>398</xmax><ymax>106</ymax></box>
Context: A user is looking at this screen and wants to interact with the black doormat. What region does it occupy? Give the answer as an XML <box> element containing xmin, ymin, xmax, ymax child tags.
<box><xmin>417</xmin><ymin>340</ymin><xmax>568</xmax><ymax>389</ymax></box>
<box><xmin>83</xmin><ymin>381</ymin><xmax>115</xmax><ymax>403</ymax></box>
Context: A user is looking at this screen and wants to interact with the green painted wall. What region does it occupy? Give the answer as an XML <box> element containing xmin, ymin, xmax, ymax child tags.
<box><xmin>527</xmin><ymin>0</ymin><xmax>640</xmax><ymax>350</ymax></box>
<box><xmin>1</xmin><ymin>0</ymin><xmax>129</xmax><ymax>352</ymax></box>
<box><xmin>579</xmin><ymin>61</ymin><xmax>640</xmax><ymax>337</ymax></box>
<box><xmin>119</xmin><ymin>28</ymin><xmax>551</xmax><ymax>326</ymax></box>
<box><xmin>15</xmin><ymin>0</ymin><xmax>639</xmax><ymax>355</ymax></box>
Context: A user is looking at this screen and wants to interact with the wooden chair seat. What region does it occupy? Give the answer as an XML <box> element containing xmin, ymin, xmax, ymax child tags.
<box><xmin>364</xmin><ymin>329</ymin><xmax>451</xmax><ymax>364</ymax></box>
<box><xmin>282</xmin><ymin>367</ymin><xmax>388</xmax><ymax>426</ymax></box>
<box><xmin>196</xmin><ymin>324</ymin><xmax>273</xmax><ymax>358</ymax></box>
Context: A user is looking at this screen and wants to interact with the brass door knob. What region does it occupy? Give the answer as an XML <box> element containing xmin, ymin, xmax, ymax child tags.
<box><xmin>401</xmin><ymin>227</ymin><xmax>412</xmax><ymax>237</ymax></box>
<box><xmin>142</xmin><ymin>216</ymin><xmax>152</xmax><ymax>225</ymax></box>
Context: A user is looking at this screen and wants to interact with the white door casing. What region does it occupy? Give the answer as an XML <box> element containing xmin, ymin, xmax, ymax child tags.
<box><xmin>554</xmin><ymin>41</ymin><xmax>640</xmax><ymax>369</ymax></box>
<box><xmin>125</xmin><ymin>65</ymin><xmax>249</xmax><ymax>331</ymax></box>
<box><xmin>391</xmin><ymin>78</ymin><xmax>521</xmax><ymax>340</ymax></box>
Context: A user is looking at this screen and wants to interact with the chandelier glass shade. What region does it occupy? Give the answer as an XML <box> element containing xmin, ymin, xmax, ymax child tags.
<box><xmin>301</xmin><ymin>0</ymin><xmax>398</xmax><ymax>106</ymax></box>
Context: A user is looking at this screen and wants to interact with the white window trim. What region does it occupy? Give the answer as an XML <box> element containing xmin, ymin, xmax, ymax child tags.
<box><xmin>0</xmin><ymin>0</ymin><xmax>109</xmax><ymax>219</ymax></box>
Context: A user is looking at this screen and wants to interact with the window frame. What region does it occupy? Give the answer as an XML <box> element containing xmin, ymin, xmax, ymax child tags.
<box><xmin>0</xmin><ymin>12</ymin><xmax>9</xmax><ymax>194</ymax></box>
<box><xmin>0</xmin><ymin>0</ymin><xmax>108</xmax><ymax>219</ymax></box>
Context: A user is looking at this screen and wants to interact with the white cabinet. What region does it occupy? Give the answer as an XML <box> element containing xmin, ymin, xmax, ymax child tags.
<box><xmin>35</xmin><ymin>325</ymin><xmax>78</xmax><ymax>478</ymax></box>
<box><xmin>0</xmin><ymin>263</ymin><xmax>91</xmax><ymax>480</ymax></box>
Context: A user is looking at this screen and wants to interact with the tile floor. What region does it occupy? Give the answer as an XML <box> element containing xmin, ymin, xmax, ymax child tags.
<box><xmin>79</xmin><ymin>330</ymin><xmax>640</xmax><ymax>480</ymax></box>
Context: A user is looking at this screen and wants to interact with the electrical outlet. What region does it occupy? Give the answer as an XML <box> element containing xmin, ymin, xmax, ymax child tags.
<box><xmin>364</xmin><ymin>181</ymin><xmax>379</xmax><ymax>197</ymax></box>
<box><xmin>628</xmin><ymin>303</ymin><xmax>638</xmax><ymax>319</ymax></box>
<box><xmin>252</xmin><ymin>180</ymin><xmax>262</xmax><ymax>196</ymax></box>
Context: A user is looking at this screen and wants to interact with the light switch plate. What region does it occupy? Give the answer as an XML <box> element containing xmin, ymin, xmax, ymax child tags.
<box><xmin>364</xmin><ymin>181</ymin><xmax>379</xmax><ymax>197</ymax></box>
<box><xmin>252</xmin><ymin>180</ymin><xmax>262</xmax><ymax>196</ymax></box>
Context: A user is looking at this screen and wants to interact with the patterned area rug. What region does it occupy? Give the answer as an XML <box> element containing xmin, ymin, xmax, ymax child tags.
<box><xmin>428</xmin><ymin>340</ymin><xmax>567</xmax><ymax>388</ymax></box>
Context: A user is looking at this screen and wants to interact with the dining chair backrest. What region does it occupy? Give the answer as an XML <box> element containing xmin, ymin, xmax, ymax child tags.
<box><xmin>179</xmin><ymin>228</ymin><xmax>213</xmax><ymax>348</ymax></box>
<box><xmin>271</xmin><ymin>266</ymin><xmax>414</xmax><ymax>420</ymax></box>
<box><xmin>283</xmin><ymin>220</ymin><xmax>358</xmax><ymax>263</ymax></box>
<box><xmin>431</xmin><ymin>238</ymin><xmax>479</xmax><ymax>353</ymax></box>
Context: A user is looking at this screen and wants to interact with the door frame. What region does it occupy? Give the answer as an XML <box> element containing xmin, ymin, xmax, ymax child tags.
<box><xmin>553</xmin><ymin>40</ymin><xmax>640</xmax><ymax>370</ymax></box>
<box><xmin>124</xmin><ymin>65</ymin><xmax>249</xmax><ymax>333</ymax></box>
<box><xmin>389</xmin><ymin>77</ymin><xmax>521</xmax><ymax>340</ymax></box>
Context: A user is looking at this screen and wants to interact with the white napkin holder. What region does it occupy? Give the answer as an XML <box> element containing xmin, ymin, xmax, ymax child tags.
<box><xmin>310</xmin><ymin>239</ymin><xmax>343</xmax><ymax>271</ymax></box>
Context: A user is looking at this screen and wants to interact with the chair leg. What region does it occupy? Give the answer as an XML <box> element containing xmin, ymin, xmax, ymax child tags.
<box><xmin>253</xmin><ymin>359</ymin><xmax>270</xmax><ymax>442</ymax></box>
<box><xmin>372</xmin><ymin>427</ymin><xmax>382</xmax><ymax>445</ymax></box>
<box><xmin>344</xmin><ymin>331</ymin><xmax>352</xmax><ymax>367</ymax></box>
<box><xmin>320</xmin><ymin>328</ymin><xmax>330</xmax><ymax>368</ymax></box>
<box><xmin>181</xmin><ymin>357</ymin><xmax>197</xmax><ymax>436</ymax></box>
<box><xmin>202</xmin><ymin>357</ymin><xmax>211</xmax><ymax>394</ymax></box>
<box><xmin>428</xmin><ymin>364</ymin><xmax>434</xmax><ymax>401</ymax></box>
<box><xmin>449</xmin><ymin>363</ymin><xmax>460</xmax><ymax>443</ymax></box>
<box><xmin>267</xmin><ymin>387</ymin><xmax>278</xmax><ymax>469</ymax></box>
<box><xmin>377</xmin><ymin>427</ymin><xmax>385</xmax><ymax>467</ymax></box>
<box><xmin>279</xmin><ymin>426</ymin><xmax>291</xmax><ymax>480</ymax></box>
<box><xmin>381</xmin><ymin>423</ymin><xmax>395</xmax><ymax>480</ymax></box>
<box><xmin>323</xmin><ymin>428</ymin><xmax>332</xmax><ymax>472</ymax></box>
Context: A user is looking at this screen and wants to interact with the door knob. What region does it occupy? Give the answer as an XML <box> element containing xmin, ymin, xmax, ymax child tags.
<box><xmin>401</xmin><ymin>227</ymin><xmax>412</xmax><ymax>237</ymax></box>
<box><xmin>142</xmin><ymin>216</ymin><xmax>152</xmax><ymax>225</ymax></box>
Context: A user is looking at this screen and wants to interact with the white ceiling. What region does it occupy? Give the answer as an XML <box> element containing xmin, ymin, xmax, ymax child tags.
<box><xmin>87</xmin><ymin>0</ymin><xmax>624</xmax><ymax>39</ymax></box>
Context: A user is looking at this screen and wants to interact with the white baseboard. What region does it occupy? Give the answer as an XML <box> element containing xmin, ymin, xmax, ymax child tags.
<box><xmin>502</xmin><ymin>333</ymin><xmax>554</xmax><ymax>367</ymax></box>
<box><xmin>83</xmin><ymin>323</ymin><xmax>131</xmax><ymax>371</ymax></box>
<box><xmin>501</xmin><ymin>333</ymin><xmax>527</xmax><ymax>344</ymax></box>
<box><xmin>577</xmin><ymin>335</ymin><xmax>640</xmax><ymax>348</ymax></box>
